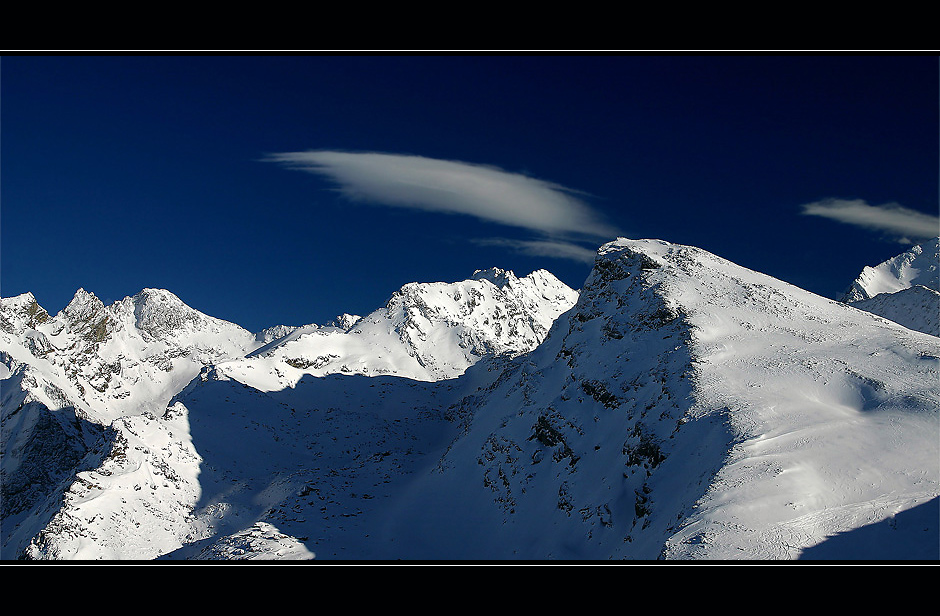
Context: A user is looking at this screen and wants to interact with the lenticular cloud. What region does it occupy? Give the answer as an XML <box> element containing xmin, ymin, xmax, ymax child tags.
<box><xmin>267</xmin><ymin>150</ymin><xmax>619</xmax><ymax>241</ymax></box>
<box><xmin>801</xmin><ymin>198</ymin><xmax>940</xmax><ymax>242</ymax></box>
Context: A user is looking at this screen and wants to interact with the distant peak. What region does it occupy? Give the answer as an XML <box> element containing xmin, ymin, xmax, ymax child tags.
<box><xmin>64</xmin><ymin>287</ymin><xmax>104</xmax><ymax>314</ymax></box>
<box><xmin>471</xmin><ymin>267</ymin><xmax>517</xmax><ymax>287</ymax></box>
<box><xmin>0</xmin><ymin>292</ymin><xmax>50</xmax><ymax>333</ymax></box>
<box><xmin>134</xmin><ymin>288</ymin><xmax>183</xmax><ymax>303</ymax></box>
<box><xmin>326</xmin><ymin>313</ymin><xmax>361</xmax><ymax>330</ymax></box>
<box><xmin>840</xmin><ymin>236</ymin><xmax>940</xmax><ymax>302</ymax></box>
<box><xmin>1</xmin><ymin>291</ymin><xmax>38</xmax><ymax>306</ymax></box>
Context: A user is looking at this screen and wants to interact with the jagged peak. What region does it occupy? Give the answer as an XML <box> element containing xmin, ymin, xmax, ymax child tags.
<box><xmin>325</xmin><ymin>313</ymin><xmax>361</xmax><ymax>330</ymax></box>
<box><xmin>0</xmin><ymin>292</ymin><xmax>44</xmax><ymax>318</ymax></box>
<box><xmin>255</xmin><ymin>324</ymin><xmax>305</xmax><ymax>344</ymax></box>
<box><xmin>132</xmin><ymin>288</ymin><xmax>187</xmax><ymax>305</ymax></box>
<box><xmin>841</xmin><ymin>237</ymin><xmax>939</xmax><ymax>303</ymax></box>
<box><xmin>471</xmin><ymin>267</ymin><xmax>518</xmax><ymax>287</ymax></box>
<box><xmin>393</xmin><ymin>267</ymin><xmax>573</xmax><ymax>301</ymax></box>
<box><xmin>69</xmin><ymin>287</ymin><xmax>98</xmax><ymax>302</ymax></box>
<box><xmin>1</xmin><ymin>291</ymin><xmax>38</xmax><ymax>306</ymax></box>
<box><xmin>0</xmin><ymin>292</ymin><xmax>50</xmax><ymax>334</ymax></box>
<box><xmin>61</xmin><ymin>288</ymin><xmax>105</xmax><ymax>319</ymax></box>
<box><xmin>524</xmin><ymin>268</ymin><xmax>565</xmax><ymax>284</ymax></box>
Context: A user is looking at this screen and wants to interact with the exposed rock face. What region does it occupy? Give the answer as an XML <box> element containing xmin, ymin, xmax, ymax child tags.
<box><xmin>0</xmin><ymin>293</ymin><xmax>50</xmax><ymax>335</ymax></box>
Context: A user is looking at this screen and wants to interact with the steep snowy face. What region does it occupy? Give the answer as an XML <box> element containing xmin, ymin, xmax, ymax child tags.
<box><xmin>0</xmin><ymin>288</ymin><xmax>261</xmax><ymax>424</ymax></box>
<box><xmin>372</xmin><ymin>267</ymin><xmax>577</xmax><ymax>368</ymax></box>
<box><xmin>0</xmin><ymin>287</ymin><xmax>265</xmax><ymax>559</ymax></box>
<box><xmin>840</xmin><ymin>237</ymin><xmax>939</xmax><ymax>302</ymax></box>
<box><xmin>0</xmin><ymin>293</ymin><xmax>51</xmax><ymax>336</ymax></box>
<box><xmin>1</xmin><ymin>270</ymin><xmax>578</xmax><ymax>560</ymax></box>
<box><xmin>850</xmin><ymin>285</ymin><xmax>939</xmax><ymax>337</ymax></box>
<box><xmin>838</xmin><ymin>237</ymin><xmax>939</xmax><ymax>336</ymax></box>
<box><xmin>369</xmin><ymin>241</ymin><xmax>704</xmax><ymax>559</ymax></box>
<box><xmin>376</xmin><ymin>238</ymin><xmax>939</xmax><ymax>560</ymax></box>
<box><xmin>225</xmin><ymin>268</ymin><xmax>578</xmax><ymax>387</ymax></box>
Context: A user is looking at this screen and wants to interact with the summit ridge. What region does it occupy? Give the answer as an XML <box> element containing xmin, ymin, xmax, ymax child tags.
<box><xmin>2</xmin><ymin>240</ymin><xmax>937</xmax><ymax>561</ymax></box>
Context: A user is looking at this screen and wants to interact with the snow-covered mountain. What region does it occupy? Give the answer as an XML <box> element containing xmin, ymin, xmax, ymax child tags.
<box><xmin>0</xmin><ymin>269</ymin><xmax>578</xmax><ymax>559</ymax></box>
<box><xmin>371</xmin><ymin>239</ymin><xmax>938</xmax><ymax>559</ymax></box>
<box><xmin>839</xmin><ymin>238</ymin><xmax>939</xmax><ymax>337</ymax></box>
<box><xmin>2</xmin><ymin>241</ymin><xmax>937</xmax><ymax>561</ymax></box>
<box><xmin>1</xmin><ymin>287</ymin><xmax>261</xmax><ymax>424</ymax></box>
<box><xmin>840</xmin><ymin>238</ymin><xmax>939</xmax><ymax>302</ymax></box>
<box><xmin>227</xmin><ymin>267</ymin><xmax>579</xmax><ymax>389</ymax></box>
<box><xmin>1</xmin><ymin>288</ymin><xmax>264</xmax><ymax>551</ymax></box>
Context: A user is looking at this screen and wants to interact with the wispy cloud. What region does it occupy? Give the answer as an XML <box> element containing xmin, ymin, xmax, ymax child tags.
<box><xmin>801</xmin><ymin>198</ymin><xmax>939</xmax><ymax>242</ymax></box>
<box><xmin>266</xmin><ymin>150</ymin><xmax>620</xmax><ymax>261</ymax></box>
<box><xmin>471</xmin><ymin>237</ymin><xmax>599</xmax><ymax>263</ymax></box>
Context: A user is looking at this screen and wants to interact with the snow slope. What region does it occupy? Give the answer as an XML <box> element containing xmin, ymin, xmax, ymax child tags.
<box><xmin>369</xmin><ymin>239</ymin><xmax>940</xmax><ymax>559</ymax></box>
<box><xmin>1</xmin><ymin>269</ymin><xmax>577</xmax><ymax>560</ymax></box>
<box><xmin>3</xmin><ymin>241</ymin><xmax>937</xmax><ymax>560</ymax></box>
<box><xmin>221</xmin><ymin>267</ymin><xmax>578</xmax><ymax>389</ymax></box>
<box><xmin>850</xmin><ymin>285</ymin><xmax>939</xmax><ymax>338</ymax></box>
<box><xmin>840</xmin><ymin>237</ymin><xmax>939</xmax><ymax>302</ymax></box>
<box><xmin>1</xmin><ymin>288</ymin><xmax>265</xmax><ymax>557</ymax></box>
<box><xmin>839</xmin><ymin>238</ymin><xmax>939</xmax><ymax>337</ymax></box>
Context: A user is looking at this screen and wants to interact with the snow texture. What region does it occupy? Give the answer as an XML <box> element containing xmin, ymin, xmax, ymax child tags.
<box><xmin>840</xmin><ymin>238</ymin><xmax>939</xmax><ymax>337</ymax></box>
<box><xmin>2</xmin><ymin>241</ymin><xmax>937</xmax><ymax>561</ymax></box>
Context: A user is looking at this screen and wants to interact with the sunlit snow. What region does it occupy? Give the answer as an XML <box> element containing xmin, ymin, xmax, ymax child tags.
<box><xmin>2</xmin><ymin>239</ymin><xmax>937</xmax><ymax>561</ymax></box>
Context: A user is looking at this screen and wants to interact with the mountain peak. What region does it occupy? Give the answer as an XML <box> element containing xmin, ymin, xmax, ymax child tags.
<box><xmin>471</xmin><ymin>267</ymin><xmax>517</xmax><ymax>287</ymax></box>
<box><xmin>325</xmin><ymin>313</ymin><xmax>361</xmax><ymax>331</ymax></box>
<box><xmin>64</xmin><ymin>287</ymin><xmax>104</xmax><ymax>313</ymax></box>
<box><xmin>130</xmin><ymin>288</ymin><xmax>201</xmax><ymax>338</ymax></box>
<box><xmin>840</xmin><ymin>236</ymin><xmax>940</xmax><ymax>302</ymax></box>
<box><xmin>2</xmin><ymin>291</ymin><xmax>38</xmax><ymax>305</ymax></box>
<box><xmin>0</xmin><ymin>292</ymin><xmax>50</xmax><ymax>334</ymax></box>
<box><xmin>838</xmin><ymin>237</ymin><xmax>940</xmax><ymax>336</ymax></box>
<box><xmin>56</xmin><ymin>288</ymin><xmax>108</xmax><ymax>335</ymax></box>
<box><xmin>4</xmin><ymin>241</ymin><xmax>938</xmax><ymax>561</ymax></box>
<box><xmin>133</xmin><ymin>287</ymin><xmax>184</xmax><ymax>302</ymax></box>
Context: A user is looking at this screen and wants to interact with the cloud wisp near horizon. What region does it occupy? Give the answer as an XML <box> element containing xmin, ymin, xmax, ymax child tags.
<box><xmin>266</xmin><ymin>150</ymin><xmax>622</xmax><ymax>262</ymax></box>
<box><xmin>801</xmin><ymin>198</ymin><xmax>940</xmax><ymax>244</ymax></box>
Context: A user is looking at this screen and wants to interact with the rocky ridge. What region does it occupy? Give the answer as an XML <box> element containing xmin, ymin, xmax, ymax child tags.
<box><xmin>2</xmin><ymin>241</ymin><xmax>937</xmax><ymax>560</ymax></box>
<box><xmin>1</xmin><ymin>269</ymin><xmax>578</xmax><ymax>559</ymax></box>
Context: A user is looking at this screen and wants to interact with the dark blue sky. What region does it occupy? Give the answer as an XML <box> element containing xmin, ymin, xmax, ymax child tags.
<box><xmin>3</xmin><ymin>55</ymin><xmax>937</xmax><ymax>332</ymax></box>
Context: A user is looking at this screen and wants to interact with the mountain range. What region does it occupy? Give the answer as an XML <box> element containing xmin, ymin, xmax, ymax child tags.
<box><xmin>2</xmin><ymin>238</ymin><xmax>937</xmax><ymax>561</ymax></box>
